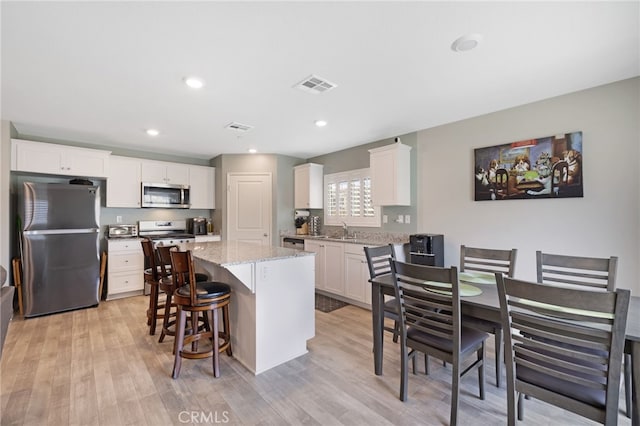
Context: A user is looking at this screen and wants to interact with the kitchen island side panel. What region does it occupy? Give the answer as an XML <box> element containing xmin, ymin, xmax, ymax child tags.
<box><xmin>195</xmin><ymin>253</ymin><xmax>315</xmax><ymax>375</ymax></box>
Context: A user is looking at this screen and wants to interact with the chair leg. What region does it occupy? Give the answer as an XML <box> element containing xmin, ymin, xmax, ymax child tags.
<box><xmin>478</xmin><ymin>344</ymin><xmax>486</xmax><ymax>400</ymax></box>
<box><xmin>149</xmin><ymin>284</ymin><xmax>159</xmax><ymax>335</ymax></box>
<box><xmin>172</xmin><ymin>307</ymin><xmax>186</xmax><ymax>379</ymax></box>
<box><xmin>494</xmin><ymin>329</ymin><xmax>502</xmax><ymax>388</ymax></box>
<box><xmin>392</xmin><ymin>320</ymin><xmax>399</xmax><ymax>343</ymax></box>
<box><xmin>399</xmin><ymin>346</ymin><xmax>409</xmax><ymax>401</ymax></box>
<box><xmin>158</xmin><ymin>292</ymin><xmax>172</xmax><ymax>343</ymax></box>
<box><xmin>517</xmin><ymin>392</ymin><xmax>524</xmax><ymax>421</ymax></box>
<box><xmin>624</xmin><ymin>353</ymin><xmax>632</xmax><ymax>418</ymax></box>
<box><xmin>212</xmin><ymin>308</ymin><xmax>220</xmax><ymax>378</ymax></box>
<box><xmin>451</xmin><ymin>363</ymin><xmax>460</xmax><ymax>426</ymax></box>
<box><xmin>222</xmin><ymin>303</ymin><xmax>232</xmax><ymax>356</ymax></box>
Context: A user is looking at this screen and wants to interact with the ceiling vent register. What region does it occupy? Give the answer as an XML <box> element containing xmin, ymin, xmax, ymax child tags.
<box><xmin>225</xmin><ymin>122</ymin><xmax>254</xmax><ymax>132</ymax></box>
<box><xmin>294</xmin><ymin>74</ymin><xmax>337</xmax><ymax>94</ymax></box>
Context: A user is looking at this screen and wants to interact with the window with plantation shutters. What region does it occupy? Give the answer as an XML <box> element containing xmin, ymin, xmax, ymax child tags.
<box><xmin>324</xmin><ymin>169</ymin><xmax>381</xmax><ymax>227</ymax></box>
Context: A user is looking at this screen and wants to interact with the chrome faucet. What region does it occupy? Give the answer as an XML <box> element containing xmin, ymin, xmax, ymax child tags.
<box><xmin>342</xmin><ymin>222</ymin><xmax>349</xmax><ymax>238</ymax></box>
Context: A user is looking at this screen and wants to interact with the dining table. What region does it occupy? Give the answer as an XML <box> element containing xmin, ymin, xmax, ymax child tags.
<box><xmin>370</xmin><ymin>273</ymin><xmax>640</xmax><ymax>425</ymax></box>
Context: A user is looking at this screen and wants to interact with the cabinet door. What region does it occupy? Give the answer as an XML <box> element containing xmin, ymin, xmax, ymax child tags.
<box><xmin>369</xmin><ymin>143</ymin><xmax>411</xmax><ymax>206</ymax></box>
<box><xmin>294</xmin><ymin>166</ymin><xmax>310</xmax><ymax>208</ymax></box>
<box><xmin>304</xmin><ymin>240</ymin><xmax>325</xmax><ymax>291</ymax></box>
<box><xmin>323</xmin><ymin>242</ymin><xmax>344</xmax><ymax>294</ymax></box>
<box><xmin>344</xmin><ymin>252</ymin><xmax>368</xmax><ymax>303</ymax></box>
<box><xmin>166</xmin><ymin>163</ymin><xmax>190</xmax><ymax>184</ymax></box>
<box><xmin>12</xmin><ymin>140</ymin><xmax>64</xmax><ymax>175</ymax></box>
<box><xmin>189</xmin><ymin>165</ymin><xmax>215</xmax><ymax>209</ymax></box>
<box><xmin>63</xmin><ymin>147</ymin><xmax>110</xmax><ymax>178</ymax></box>
<box><xmin>107</xmin><ymin>156</ymin><xmax>142</xmax><ymax>207</ymax></box>
<box><xmin>141</xmin><ymin>161</ymin><xmax>168</xmax><ymax>183</ymax></box>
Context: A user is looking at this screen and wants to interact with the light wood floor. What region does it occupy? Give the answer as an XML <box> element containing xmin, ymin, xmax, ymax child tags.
<box><xmin>0</xmin><ymin>295</ymin><xmax>632</xmax><ymax>425</ymax></box>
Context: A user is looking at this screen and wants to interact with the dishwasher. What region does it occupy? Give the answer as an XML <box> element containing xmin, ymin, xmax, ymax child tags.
<box><xmin>282</xmin><ymin>237</ymin><xmax>305</xmax><ymax>250</ymax></box>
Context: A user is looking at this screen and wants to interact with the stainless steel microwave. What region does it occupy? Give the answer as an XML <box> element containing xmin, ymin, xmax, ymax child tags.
<box><xmin>141</xmin><ymin>182</ymin><xmax>190</xmax><ymax>209</ymax></box>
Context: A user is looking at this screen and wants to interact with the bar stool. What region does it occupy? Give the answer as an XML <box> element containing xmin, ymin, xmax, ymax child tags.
<box><xmin>170</xmin><ymin>250</ymin><xmax>232</xmax><ymax>379</ymax></box>
<box><xmin>141</xmin><ymin>239</ymin><xmax>167</xmax><ymax>335</ymax></box>
<box><xmin>156</xmin><ymin>245</ymin><xmax>210</xmax><ymax>344</ymax></box>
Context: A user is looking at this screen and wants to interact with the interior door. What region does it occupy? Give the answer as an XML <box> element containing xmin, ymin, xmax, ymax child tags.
<box><xmin>227</xmin><ymin>173</ymin><xmax>272</xmax><ymax>245</ymax></box>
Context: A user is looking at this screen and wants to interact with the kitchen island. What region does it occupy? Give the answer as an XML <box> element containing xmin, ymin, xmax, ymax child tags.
<box><xmin>182</xmin><ymin>240</ymin><xmax>316</xmax><ymax>375</ymax></box>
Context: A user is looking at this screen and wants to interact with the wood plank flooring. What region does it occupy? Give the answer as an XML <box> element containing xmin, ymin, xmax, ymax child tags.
<box><xmin>0</xmin><ymin>295</ymin><xmax>632</xmax><ymax>425</ymax></box>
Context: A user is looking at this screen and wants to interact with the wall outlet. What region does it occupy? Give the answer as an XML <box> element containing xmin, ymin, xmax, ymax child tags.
<box><xmin>383</xmin><ymin>215</ymin><xmax>388</xmax><ymax>224</ymax></box>
<box><xmin>404</xmin><ymin>215</ymin><xmax>410</xmax><ymax>224</ymax></box>
<box><xmin>116</xmin><ymin>215</ymin><xmax>122</xmax><ymax>223</ymax></box>
<box><xmin>397</xmin><ymin>214</ymin><xmax>404</xmax><ymax>224</ymax></box>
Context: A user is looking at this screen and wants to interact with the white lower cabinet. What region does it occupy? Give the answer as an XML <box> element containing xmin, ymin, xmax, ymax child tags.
<box><xmin>107</xmin><ymin>239</ymin><xmax>144</xmax><ymax>299</ymax></box>
<box><xmin>304</xmin><ymin>240</ymin><xmax>344</xmax><ymax>293</ymax></box>
<box><xmin>305</xmin><ymin>239</ymin><xmax>372</xmax><ymax>308</ymax></box>
<box><xmin>344</xmin><ymin>244</ymin><xmax>372</xmax><ymax>305</ymax></box>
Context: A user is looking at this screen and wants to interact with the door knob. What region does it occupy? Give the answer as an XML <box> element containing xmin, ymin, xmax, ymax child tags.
<box><xmin>263</xmin><ymin>233</ymin><xmax>268</xmax><ymax>237</ymax></box>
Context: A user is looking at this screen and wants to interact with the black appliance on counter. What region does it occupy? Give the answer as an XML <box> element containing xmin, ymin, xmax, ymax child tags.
<box><xmin>188</xmin><ymin>217</ymin><xmax>207</xmax><ymax>235</ymax></box>
<box><xmin>409</xmin><ymin>234</ymin><xmax>444</xmax><ymax>267</ymax></box>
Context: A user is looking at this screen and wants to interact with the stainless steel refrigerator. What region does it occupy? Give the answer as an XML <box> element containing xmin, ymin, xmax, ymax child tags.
<box><xmin>20</xmin><ymin>182</ymin><xmax>101</xmax><ymax>317</ymax></box>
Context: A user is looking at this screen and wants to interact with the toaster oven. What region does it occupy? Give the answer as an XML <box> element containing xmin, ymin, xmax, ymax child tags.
<box><xmin>108</xmin><ymin>224</ymin><xmax>138</xmax><ymax>238</ymax></box>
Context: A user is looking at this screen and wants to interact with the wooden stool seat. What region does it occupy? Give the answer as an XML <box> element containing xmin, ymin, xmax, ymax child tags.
<box><xmin>170</xmin><ymin>250</ymin><xmax>232</xmax><ymax>379</ymax></box>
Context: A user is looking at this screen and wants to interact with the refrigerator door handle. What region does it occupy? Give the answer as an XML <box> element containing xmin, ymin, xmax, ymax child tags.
<box><xmin>23</xmin><ymin>228</ymin><xmax>99</xmax><ymax>235</ymax></box>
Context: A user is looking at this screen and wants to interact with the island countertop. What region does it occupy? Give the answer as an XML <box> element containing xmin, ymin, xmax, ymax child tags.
<box><xmin>182</xmin><ymin>240</ymin><xmax>315</xmax><ymax>266</ymax></box>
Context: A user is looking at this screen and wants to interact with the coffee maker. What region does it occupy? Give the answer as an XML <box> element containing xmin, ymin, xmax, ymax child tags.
<box><xmin>189</xmin><ymin>217</ymin><xmax>207</xmax><ymax>235</ymax></box>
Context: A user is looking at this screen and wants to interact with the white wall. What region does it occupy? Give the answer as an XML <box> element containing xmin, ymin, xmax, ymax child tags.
<box><xmin>417</xmin><ymin>77</ymin><xmax>639</xmax><ymax>295</ymax></box>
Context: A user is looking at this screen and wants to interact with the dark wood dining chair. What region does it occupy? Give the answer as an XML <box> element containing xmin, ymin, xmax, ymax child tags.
<box><xmin>364</xmin><ymin>245</ymin><xmax>399</xmax><ymax>342</ymax></box>
<box><xmin>496</xmin><ymin>274</ymin><xmax>630</xmax><ymax>426</ymax></box>
<box><xmin>536</xmin><ymin>251</ymin><xmax>631</xmax><ymax>418</ymax></box>
<box><xmin>390</xmin><ymin>260</ymin><xmax>488</xmax><ymax>426</ymax></box>
<box><xmin>460</xmin><ymin>244</ymin><xmax>517</xmax><ymax>387</ymax></box>
<box><xmin>141</xmin><ymin>239</ymin><xmax>166</xmax><ymax>335</ymax></box>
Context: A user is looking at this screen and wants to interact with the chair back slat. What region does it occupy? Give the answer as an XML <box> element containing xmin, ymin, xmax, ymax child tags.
<box><xmin>460</xmin><ymin>245</ymin><xmax>517</xmax><ymax>277</ymax></box>
<box><xmin>536</xmin><ymin>251</ymin><xmax>617</xmax><ymax>291</ymax></box>
<box><xmin>364</xmin><ymin>245</ymin><xmax>395</xmax><ymax>279</ymax></box>
<box><xmin>170</xmin><ymin>250</ymin><xmax>198</xmax><ymax>306</ymax></box>
<box><xmin>156</xmin><ymin>245</ymin><xmax>178</xmax><ymax>279</ymax></box>
<box><xmin>497</xmin><ymin>274</ymin><xmax>630</xmax><ymax>425</ymax></box>
<box><xmin>141</xmin><ymin>239</ymin><xmax>159</xmax><ymax>281</ymax></box>
<box><xmin>390</xmin><ymin>260</ymin><xmax>460</xmax><ymax>349</ymax></box>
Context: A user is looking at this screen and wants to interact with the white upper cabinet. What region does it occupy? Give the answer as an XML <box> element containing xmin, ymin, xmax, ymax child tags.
<box><xmin>141</xmin><ymin>160</ymin><xmax>189</xmax><ymax>185</ymax></box>
<box><xmin>369</xmin><ymin>142</ymin><xmax>411</xmax><ymax>206</ymax></box>
<box><xmin>189</xmin><ymin>165</ymin><xmax>215</xmax><ymax>210</ymax></box>
<box><xmin>294</xmin><ymin>163</ymin><xmax>323</xmax><ymax>209</ymax></box>
<box><xmin>107</xmin><ymin>156</ymin><xmax>142</xmax><ymax>208</ymax></box>
<box><xmin>11</xmin><ymin>139</ymin><xmax>111</xmax><ymax>178</ymax></box>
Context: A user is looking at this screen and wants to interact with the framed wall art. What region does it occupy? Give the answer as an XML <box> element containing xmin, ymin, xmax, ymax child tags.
<box><xmin>474</xmin><ymin>131</ymin><xmax>583</xmax><ymax>201</ymax></box>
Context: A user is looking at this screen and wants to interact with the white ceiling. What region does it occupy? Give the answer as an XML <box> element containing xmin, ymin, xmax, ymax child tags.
<box><xmin>2</xmin><ymin>1</ymin><xmax>638</xmax><ymax>160</ymax></box>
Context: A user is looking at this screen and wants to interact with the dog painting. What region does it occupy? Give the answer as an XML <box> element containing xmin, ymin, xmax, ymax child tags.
<box><xmin>473</xmin><ymin>131</ymin><xmax>583</xmax><ymax>201</ymax></box>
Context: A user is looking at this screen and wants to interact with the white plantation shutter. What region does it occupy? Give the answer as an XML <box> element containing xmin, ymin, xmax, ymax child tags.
<box><xmin>324</xmin><ymin>169</ymin><xmax>380</xmax><ymax>227</ymax></box>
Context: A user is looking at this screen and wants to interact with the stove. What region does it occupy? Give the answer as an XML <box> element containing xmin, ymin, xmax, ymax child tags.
<box><xmin>138</xmin><ymin>220</ymin><xmax>195</xmax><ymax>246</ymax></box>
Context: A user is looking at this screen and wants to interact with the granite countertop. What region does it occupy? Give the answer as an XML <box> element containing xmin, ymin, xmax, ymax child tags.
<box><xmin>282</xmin><ymin>233</ymin><xmax>408</xmax><ymax>246</ymax></box>
<box><xmin>183</xmin><ymin>240</ymin><xmax>315</xmax><ymax>266</ymax></box>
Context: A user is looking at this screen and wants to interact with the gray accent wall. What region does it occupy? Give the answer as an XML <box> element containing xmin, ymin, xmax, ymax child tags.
<box><xmin>417</xmin><ymin>77</ymin><xmax>639</xmax><ymax>295</ymax></box>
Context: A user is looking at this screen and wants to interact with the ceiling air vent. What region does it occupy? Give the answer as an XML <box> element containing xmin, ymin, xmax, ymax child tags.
<box><xmin>225</xmin><ymin>122</ymin><xmax>253</xmax><ymax>132</ymax></box>
<box><xmin>294</xmin><ymin>74</ymin><xmax>337</xmax><ymax>94</ymax></box>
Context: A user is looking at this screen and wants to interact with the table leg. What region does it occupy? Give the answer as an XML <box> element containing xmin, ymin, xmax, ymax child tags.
<box><xmin>372</xmin><ymin>281</ymin><xmax>384</xmax><ymax>375</ymax></box>
<box><xmin>632</xmin><ymin>341</ymin><xmax>639</xmax><ymax>426</ymax></box>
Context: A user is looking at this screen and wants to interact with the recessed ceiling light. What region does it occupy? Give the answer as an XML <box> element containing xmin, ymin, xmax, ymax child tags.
<box><xmin>248</xmin><ymin>148</ymin><xmax>257</xmax><ymax>154</ymax></box>
<box><xmin>184</xmin><ymin>77</ymin><xmax>204</xmax><ymax>89</ymax></box>
<box><xmin>451</xmin><ymin>33</ymin><xmax>483</xmax><ymax>52</ymax></box>
<box><xmin>315</xmin><ymin>120</ymin><xmax>327</xmax><ymax>127</ymax></box>
<box><xmin>146</xmin><ymin>129</ymin><xmax>159</xmax><ymax>136</ymax></box>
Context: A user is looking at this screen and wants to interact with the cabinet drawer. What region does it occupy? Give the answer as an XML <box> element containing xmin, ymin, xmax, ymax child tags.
<box><xmin>108</xmin><ymin>239</ymin><xmax>142</xmax><ymax>252</ymax></box>
<box><xmin>108</xmin><ymin>272</ymin><xmax>143</xmax><ymax>294</ymax></box>
<box><xmin>109</xmin><ymin>253</ymin><xmax>143</xmax><ymax>271</ymax></box>
<box><xmin>344</xmin><ymin>244</ymin><xmax>367</xmax><ymax>255</ymax></box>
